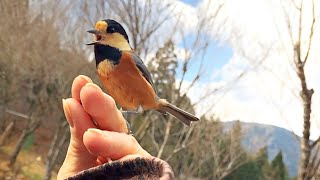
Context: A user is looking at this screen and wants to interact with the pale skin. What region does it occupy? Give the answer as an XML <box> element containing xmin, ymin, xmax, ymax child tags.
<box><xmin>57</xmin><ymin>75</ymin><xmax>151</xmax><ymax>180</ymax></box>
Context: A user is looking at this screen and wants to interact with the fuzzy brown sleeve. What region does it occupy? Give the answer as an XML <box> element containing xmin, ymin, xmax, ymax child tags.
<box><xmin>66</xmin><ymin>157</ymin><xmax>174</xmax><ymax>180</ymax></box>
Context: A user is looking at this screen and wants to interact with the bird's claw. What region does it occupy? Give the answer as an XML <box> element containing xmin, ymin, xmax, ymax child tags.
<box><xmin>126</xmin><ymin>121</ymin><xmax>133</xmax><ymax>135</ymax></box>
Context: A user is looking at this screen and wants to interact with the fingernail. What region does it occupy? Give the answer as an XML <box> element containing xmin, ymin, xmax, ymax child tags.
<box><xmin>78</xmin><ymin>75</ymin><xmax>93</xmax><ymax>83</ymax></box>
<box><xmin>85</xmin><ymin>83</ymin><xmax>102</xmax><ymax>91</ymax></box>
<box><xmin>62</xmin><ymin>99</ymin><xmax>73</xmax><ymax>127</ymax></box>
<box><xmin>87</xmin><ymin>128</ymin><xmax>104</xmax><ymax>137</ymax></box>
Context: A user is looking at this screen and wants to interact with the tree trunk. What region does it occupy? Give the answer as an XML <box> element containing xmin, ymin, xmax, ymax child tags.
<box><xmin>9</xmin><ymin>117</ymin><xmax>40</xmax><ymax>166</ymax></box>
<box><xmin>9</xmin><ymin>129</ymin><xmax>28</xmax><ymax>166</ymax></box>
<box><xmin>43</xmin><ymin>121</ymin><xmax>68</xmax><ymax>180</ymax></box>
<box><xmin>0</xmin><ymin>103</ymin><xmax>8</xmax><ymax>131</ymax></box>
<box><xmin>0</xmin><ymin>120</ymin><xmax>15</xmax><ymax>146</ymax></box>
<box><xmin>295</xmin><ymin>44</ymin><xmax>314</xmax><ymax>180</ymax></box>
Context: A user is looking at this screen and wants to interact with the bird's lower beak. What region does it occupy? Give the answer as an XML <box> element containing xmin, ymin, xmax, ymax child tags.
<box><xmin>86</xmin><ymin>30</ymin><xmax>102</xmax><ymax>45</ymax></box>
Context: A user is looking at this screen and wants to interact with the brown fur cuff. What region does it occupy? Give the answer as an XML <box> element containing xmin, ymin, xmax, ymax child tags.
<box><xmin>66</xmin><ymin>157</ymin><xmax>174</xmax><ymax>180</ymax></box>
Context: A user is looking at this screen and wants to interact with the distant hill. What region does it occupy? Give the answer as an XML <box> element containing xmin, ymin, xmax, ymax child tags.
<box><xmin>223</xmin><ymin>121</ymin><xmax>300</xmax><ymax>177</ymax></box>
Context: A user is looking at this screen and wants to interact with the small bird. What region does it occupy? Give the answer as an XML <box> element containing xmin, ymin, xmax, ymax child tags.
<box><xmin>87</xmin><ymin>19</ymin><xmax>199</xmax><ymax>125</ymax></box>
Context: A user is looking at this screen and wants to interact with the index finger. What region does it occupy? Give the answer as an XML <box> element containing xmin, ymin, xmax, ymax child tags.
<box><xmin>80</xmin><ymin>83</ymin><xmax>128</xmax><ymax>133</ymax></box>
<box><xmin>71</xmin><ymin>75</ymin><xmax>93</xmax><ymax>101</ymax></box>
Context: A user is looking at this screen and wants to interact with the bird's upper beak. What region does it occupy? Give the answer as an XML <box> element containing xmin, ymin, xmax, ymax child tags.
<box><xmin>86</xmin><ymin>30</ymin><xmax>102</xmax><ymax>45</ymax></box>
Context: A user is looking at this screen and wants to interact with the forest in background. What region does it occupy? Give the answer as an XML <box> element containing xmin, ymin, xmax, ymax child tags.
<box><xmin>0</xmin><ymin>0</ymin><xmax>319</xmax><ymax>180</ymax></box>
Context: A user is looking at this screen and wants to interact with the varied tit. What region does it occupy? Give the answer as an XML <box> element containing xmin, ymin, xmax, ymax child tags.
<box><xmin>86</xmin><ymin>19</ymin><xmax>199</xmax><ymax>125</ymax></box>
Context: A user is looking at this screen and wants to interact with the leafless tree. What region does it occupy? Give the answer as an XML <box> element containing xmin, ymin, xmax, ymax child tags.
<box><xmin>0</xmin><ymin>0</ymin><xmax>96</xmax><ymax>178</ymax></box>
<box><xmin>278</xmin><ymin>0</ymin><xmax>319</xmax><ymax>179</ymax></box>
<box><xmin>8</xmin><ymin>112</ymin><xmax>40</xmax><ymax>166</ymax></box>
<box><xmin>44</xmin><ymin>120</ymin><xmax>69</xmax><ymax>180</ymax></box>
<box><xmin>234</xmin><ymin>0</ymin><xmax>319</xmax><ymax>179</ymax></box>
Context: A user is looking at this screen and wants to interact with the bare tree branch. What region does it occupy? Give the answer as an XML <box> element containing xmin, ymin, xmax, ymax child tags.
<box><xmin>156</xmin><ymin>118</ymin><xmax>172</xmax><ymax>159</ymax></box>
<box><xmin>302</xmin><ymin>0</ymin><xmax>315</xmax><ymax>66</ymax></box>
<box><xmin>5</xmin><ymin>109</ymin><xmax>30</xmax><ymax>119</ymax></box>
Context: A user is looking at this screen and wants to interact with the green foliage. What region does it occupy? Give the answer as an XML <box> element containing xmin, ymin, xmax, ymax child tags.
<box><xmin>271</xmin><ymin>151</ymin><xmax>290</xmax><ymax>180</ymax></box>
<box><xmin>224</xmin><ymin>147</ymin><xmax>292</xmax><ymax>180</ymax></box>
<box><xmin>147</xmin><ymin>40</ymin><xmax>178</xmax><ymax>101</ymax></box>
<box><xmin>223</xmin><ymin>160</ymin><xmax>261</xmax><ymax>180</ymax></box>
<box><xmin>256</xmin><ymin>146</ymin><xmax>269</xmax><ymax>167</ymax></box>
<box><xmin>22</xmin><ymin>133</ymin><xmax>35</xmax><ymax>150</ymax></box>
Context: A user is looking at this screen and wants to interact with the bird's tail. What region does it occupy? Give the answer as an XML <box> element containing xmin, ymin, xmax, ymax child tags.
<box><xmin>158</xmin><ymin>99</ymin><xmax>199</xmax><ymax>126</ymax></box>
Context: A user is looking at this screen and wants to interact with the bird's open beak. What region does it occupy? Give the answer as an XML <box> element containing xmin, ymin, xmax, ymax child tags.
<box><xmin>86</xmin><ymin>30</ymin><xmax>102</xmax><ymax>45</ymax></box>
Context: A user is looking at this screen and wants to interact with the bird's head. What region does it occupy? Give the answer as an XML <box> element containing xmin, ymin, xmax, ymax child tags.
<box><xmin>87</xmin><ymin>19</ymin><xmax>131</xmax><ymax>51</ymax></box>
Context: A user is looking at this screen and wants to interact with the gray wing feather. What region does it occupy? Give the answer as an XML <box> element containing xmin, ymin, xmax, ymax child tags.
<box><xmin>130</xmin><ymin>52</ymin><xmax>156</xmax><ymax>90</ymax></box>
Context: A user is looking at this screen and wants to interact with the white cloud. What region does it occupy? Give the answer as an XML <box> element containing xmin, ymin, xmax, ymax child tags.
<box><xmin>170</xmin><ymin>0</ymin><xmax>199</xmax><ymax>33</ymax></box>
<box><xmin>174</xmin><ymin>47</ymin><xmax>191</xmax><ymax>61</ymax></box>
<box><xmin>135</xmin><ymin>0</ymin><xmax>200</xmax><ymax>62</ymax></box>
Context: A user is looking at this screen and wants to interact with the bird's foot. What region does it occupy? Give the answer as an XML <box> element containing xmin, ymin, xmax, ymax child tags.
<box><xmin>126</xmin><ymin>121</ymin><xmax>132</xmax><ymax>135</ymax></box>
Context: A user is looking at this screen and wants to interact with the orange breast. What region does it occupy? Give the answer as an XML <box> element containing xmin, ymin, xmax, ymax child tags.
<box><xmin>97</xmin><ymin>53</ymin><xmax>159</xmax><ymax>110</ymax></box>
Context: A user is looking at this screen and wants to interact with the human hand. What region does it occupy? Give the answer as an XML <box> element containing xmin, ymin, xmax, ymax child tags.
<box><xmin>57</xmin><ymin>75</ymin><xmax>151</xmax><ymax>180</ymax></box>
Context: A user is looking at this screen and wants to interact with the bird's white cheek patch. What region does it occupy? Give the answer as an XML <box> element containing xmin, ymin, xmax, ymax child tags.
<box><xmin>97</xmin><ymin>60</ymin><xmax>115</xmax><ymax>76</ymax></box>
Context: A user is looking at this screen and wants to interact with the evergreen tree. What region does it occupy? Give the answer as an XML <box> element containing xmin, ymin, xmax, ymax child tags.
<box><xmin>223</xmin><ymin>146</ymin><xmax>268</xmax><ymax>180</ymax></box>
<box><xmin>223</xmin><ymin>160</ymin><xmax>261</xmax><ymax>180</ymax></box>
<box><xmin>221</xmin><ymin>142</ymin><xmax>292</xmax><ymax>180</ymax></box>
<box><xmin>256</xmin><ymin>146</ymin><xmax>274</xmax><ymax>180</ymax></box>
<box><xmin>271</xmin><ymin>151</ymin><xmax>289</xmax><ymax>180</ymax></box>
<box><xmin>256</xmin><ymin>146</ymin><xmax>269</xmax><ymax>167</ymax></box>
<box><xmin>147</xmin><ymin>40</ymin><xmax>178</xmax><ymax>101</ymax></box>
<box><xmin>133</xmin><ymin>40</ymin><xmax>196</xmax><ymax>163</ymax></box>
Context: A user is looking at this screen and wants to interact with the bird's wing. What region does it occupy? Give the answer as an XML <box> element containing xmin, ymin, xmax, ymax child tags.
<box><xmin>128</xmin><ymin>51</ymin><xmax>156</xmax><ymax>90</ymax></box>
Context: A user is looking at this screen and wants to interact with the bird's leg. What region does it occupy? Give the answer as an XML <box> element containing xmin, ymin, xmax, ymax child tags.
<box><xmin>119</xmin><ymin>106</ymin><xmax>144</xmax><ymax>134</ymax></box>
<box><xmin>136</xmin><ymin>105</ymin><xmax>144</xmax><ymax>114</ymax></box>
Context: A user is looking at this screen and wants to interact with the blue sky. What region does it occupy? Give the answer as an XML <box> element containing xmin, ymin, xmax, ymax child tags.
<box><xmin>176</xmin><ymin>0</ymin><xmax>233</xmax><ymax>82</ymax></box>
<box><xmin>182</xmin><ymin>0</ymin><xmax>199</xmax><ymax>6</ymax></box>
<box><xmin>176</xmin><ymin>42</ymin><xmax>233</xmax><ymax>82</ymax></box>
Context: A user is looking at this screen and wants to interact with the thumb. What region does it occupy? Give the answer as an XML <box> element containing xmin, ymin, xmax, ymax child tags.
<box><xmin>83</xmin><ymin>128</ymin><xmax>151</xmax><ymax>160</ymax></box>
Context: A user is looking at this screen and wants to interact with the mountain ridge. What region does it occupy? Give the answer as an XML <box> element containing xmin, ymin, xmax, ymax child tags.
<box><xmin>223</xmin><ymin>121</ymin><xmax>300</xmax><ymax>177</ymax></box>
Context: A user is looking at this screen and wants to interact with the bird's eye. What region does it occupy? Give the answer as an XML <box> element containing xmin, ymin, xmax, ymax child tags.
<box><xmin>107</xmin><ymin>27</ymin><xmax>116</xmax><ymax>33</ymax></box>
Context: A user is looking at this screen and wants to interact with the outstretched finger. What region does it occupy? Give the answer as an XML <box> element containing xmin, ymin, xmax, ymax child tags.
<box><xmin>80</xmin><ymin>83</ymin><xmax>128</xmax><ymax>133</ymax></box>
<box><xmin>71</xmin><ymin>75</ymin><xmax>93</xmax><ymax>102</ymax></box>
